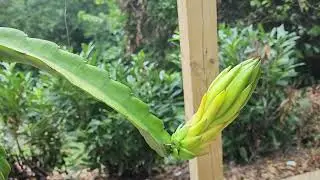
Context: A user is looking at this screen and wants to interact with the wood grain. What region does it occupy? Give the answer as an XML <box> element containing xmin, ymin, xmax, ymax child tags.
<box><xmin>177</xmin><ymin>0</ymin><xmax>223</xmax><ymax>179</ymax></box>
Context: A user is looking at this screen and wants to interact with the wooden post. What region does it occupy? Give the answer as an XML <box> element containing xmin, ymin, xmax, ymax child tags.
<box><xmin>177</xmin><ymin>0</ymin><xmax>223</xmax><ymax>180</ymax></box>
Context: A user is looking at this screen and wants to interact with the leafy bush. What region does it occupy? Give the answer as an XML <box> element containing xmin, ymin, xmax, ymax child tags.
<box><xmin>0</xmin><ymin>0</ymin><xmax>126</xmax><ymax>54</ymax></box>
<box><xmin>0</xmin><ymin>43</ymin><xmax>184</xmax><ymax>178</ymax></box>
<box><xmin>219</xmin><ymin>24</ymin><xmax>303</xmax><ymax>162</ymax></box>
<box><xmin>0</xmin><ymin>63</ymin><xmax>67</xmax><ymax>178</ymax></box>
<box><xmin>1</xmin><ymin>0</ymin><xmax>318</xmax><ymax>176</ymax></box>
<box><xmin>218</xmin><ymin>0</ymin><xmax>320</xmax><ymax>83</ymax></box>
<box><xmin>291</xmin><ymin>86</ymin><xmax>320</xmax><ymax>148</ymax></box>
<box><xmin>77</xmin><ymin>50</ymin><xmax>184</xmax><ymax>176</ymax></box>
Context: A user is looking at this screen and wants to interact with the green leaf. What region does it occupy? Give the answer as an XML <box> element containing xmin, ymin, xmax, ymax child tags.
<box><xmin>0</xmin><ymin>146</ymin><xmax>10</xmax><ymax>179</ymax></box>
<box><xmin>0</xmin><ymin>27</ymin><xmax>171</xmax><ymax>156</ymax></box>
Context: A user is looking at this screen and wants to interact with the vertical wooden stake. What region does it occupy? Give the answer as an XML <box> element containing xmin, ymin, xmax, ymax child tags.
<box><xmin>177</xmin><ymin>0</ymin><xmax>223</xmax><ymax>180</ymax></box>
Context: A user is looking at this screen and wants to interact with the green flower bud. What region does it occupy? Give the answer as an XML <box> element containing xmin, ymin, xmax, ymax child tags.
<box><xmin>171</xmin><ymin>58</ymin><xmax>261</xmax><ymax>160</ymax></box>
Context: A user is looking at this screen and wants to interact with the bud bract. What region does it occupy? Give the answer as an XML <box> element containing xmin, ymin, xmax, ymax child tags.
<box><xmin>170</xmin><ymin>58</ymin><xmax>261</xmax><ymax>160</ymax></box>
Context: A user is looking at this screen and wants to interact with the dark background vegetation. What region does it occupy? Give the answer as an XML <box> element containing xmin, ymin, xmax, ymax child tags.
<box><xmin>0</xmin><ymin>0</ymin><xmax>319</xmax><ymax>178</ymax></box>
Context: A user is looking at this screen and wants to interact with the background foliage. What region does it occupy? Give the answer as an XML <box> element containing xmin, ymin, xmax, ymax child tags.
<box><xmin>0</xmin><ymin>0</ymin><xmax>319</xmax><ymax>178</ymax></box>
<box><xmin>219</xmin><ymin>24</ymin><xmax>302</xmax><ymax>162</ymax></box>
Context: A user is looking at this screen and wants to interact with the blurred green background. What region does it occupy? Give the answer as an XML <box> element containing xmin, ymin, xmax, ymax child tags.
<box><xmin>0</xmin><ymin>0</ymin><xmax>319</xmax><ymax>179</ymax></box>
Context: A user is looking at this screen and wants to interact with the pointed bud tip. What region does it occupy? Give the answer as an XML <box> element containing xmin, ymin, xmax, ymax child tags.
<box><xmin>243</xmin><ymin>58</ymin><xmax>261</xmax><ymax>66</ymax></box>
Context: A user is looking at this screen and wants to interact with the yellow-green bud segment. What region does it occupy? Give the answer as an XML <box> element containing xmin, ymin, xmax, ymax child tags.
<box><xmin>170</xmin><ymin>58</ymin><xmax>261</xmax><ymax>160</ymax></box>
<box><xmin>187</xmin><ymin>90</ymin><xmax>226</xmax><ymax>137</ymax></box>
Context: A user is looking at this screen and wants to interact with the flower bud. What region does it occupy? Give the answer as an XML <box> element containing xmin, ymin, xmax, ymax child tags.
<box><xmin>171</xmin><ymin>58</ymin><xmax>261</xmax><ymax>160</ymax></box>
